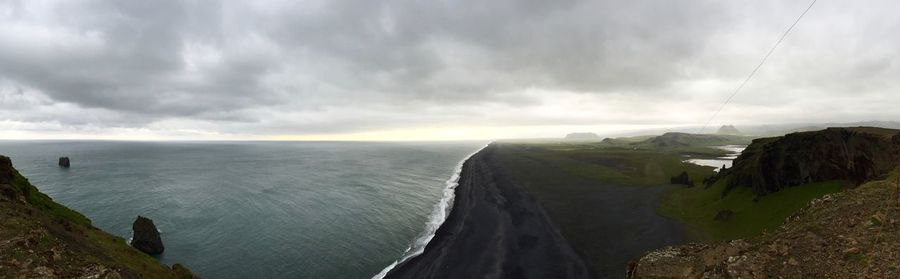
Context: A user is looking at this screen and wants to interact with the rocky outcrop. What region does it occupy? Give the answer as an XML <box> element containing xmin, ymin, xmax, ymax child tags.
<box><xmin>58</xmin><ymin>157</ymin><xmax>70</xmax><ymax>168</ymax></box>
<box><xmin>1</xmin><ymin>155</ymin><xmax>197</xmax><ymax>278</ymax></box>
<box><xmin>132</xmin><ymin>216</ymin><xmax>165</xmax><ymax>255</ymax></box>
<box><xmin>718</xmin><ymin>127</ymin><xmax>900</xmax><ymax>195</ymax></box>
<box><xmin>670</xmin><ymin>171</ymin><xmax>694</xmax><ymax>187</ymax></box>
<box><xmin>629</xmin><ymin>173</ymin><xmax>900</xmax><ymax>278</ymax></box>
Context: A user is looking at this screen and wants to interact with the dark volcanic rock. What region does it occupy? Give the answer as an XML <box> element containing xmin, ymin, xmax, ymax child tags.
<box><xmin>720</xmin><ymin>127</ymin><xmax>900</xmax><ymax>195</ymax></box>
<box><xmin>0</xmin><ymin>155</ymin><xmax>14</xmax><ymax>184</ymax></box>
<box><xmin>0</xmin><ymin>156</ymin><xmax>19</xmax><ymax>201</ymax></box>
<box><xmin>58</xmin><ymin>157</ymin><xmax>70</xmax><ymax>168</ymax></box>
<box><xmin>714</xmin><ymin>210</ymin><xmax>734</xmax><ymax>221</ymax></box>
<box><xmin>670</xmin><ymin>171</ymin><xmax>694</xmax><ymax>187</ymax></box>
<box><xmin>131</xmin><ymin>216</ymin><xmax>164</xmax><ymax>255</ymax></box>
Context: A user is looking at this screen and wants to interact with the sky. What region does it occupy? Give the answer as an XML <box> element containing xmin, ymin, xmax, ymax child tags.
<box><xmin>1</xmin><ymin>0</ymin><xmax>899</xmax><ymax>141</ymax></box>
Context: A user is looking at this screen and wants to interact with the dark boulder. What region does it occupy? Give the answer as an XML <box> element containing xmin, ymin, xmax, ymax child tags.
<box><xmin>714</xmin><ymin>210</ymin><xmax>734</xmax><ymax>221</ymax></box>
<box><xmin>131</xmin><ymin>216</ymin><xmax>164</xmax><ymax>255</ymax></box>
<box><xmin>670</xmin><ymin>171</ymin><xmax>694</xmax><ymax>187</ymax></box>
<box><xmin>58</xmin><ymin>157</ymin><xmax>70</xmax><ymax>168</ymax></box>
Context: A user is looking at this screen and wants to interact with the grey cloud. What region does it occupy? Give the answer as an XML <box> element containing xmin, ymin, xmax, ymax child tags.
<box><xmin>1</xmin><ymin>0</ymin><xmax>899</xmax><ymax>137</ymax></box>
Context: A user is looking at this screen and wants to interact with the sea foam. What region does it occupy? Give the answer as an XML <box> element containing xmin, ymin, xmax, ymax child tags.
<box><xmin>372</xmin><ymin>143</ymin><xmax>489</xmax><ymax>279</ymax></box>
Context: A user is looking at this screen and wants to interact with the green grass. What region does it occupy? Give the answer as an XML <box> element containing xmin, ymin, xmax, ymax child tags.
<box><xmin>2</xmin><ymin>162</ymin><xmax>186</xmax><ymax>278</ymax></box>
<box><xmin>659</xmin><ymin>179</ymin><xmax>844</xmax><ymax>241</ymax></box>
<box><xmin>497</xmin><ymin>142</ymin><xmax>721</xmax><ymax>186</ymax></box>
<box><xmin>12</xmin><ymin>171</ymin><xmax>92</xmax><ymax>227</ymax></box>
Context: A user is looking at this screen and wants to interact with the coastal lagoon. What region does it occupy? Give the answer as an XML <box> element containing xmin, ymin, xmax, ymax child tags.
<box><xmin>0</xmin><ymin>141</ymin><xmax>484</xmax><ymax>278</ymax></box>
<box><xmin>683</xmin><ymin>145</ymin><xmax>746</xmax><ymax>171</ymax></box>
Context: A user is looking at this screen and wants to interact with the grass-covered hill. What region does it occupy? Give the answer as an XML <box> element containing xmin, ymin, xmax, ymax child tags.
<box><xmin>660</xmin><ymin>127</ymin><xmax>900</xmax><ymax>241</ymax></box>
<box><xmin>719</xmin><ymin>127</ymin><xmax>900</xmax><ymax>194</ymax></box>
<box><xmin>633</xmin><ymin>127</ymin><xmax>900</xmax><ymax>278</ymax></box>
<box><xmin>631</xmin><ymin>168</ymin><xmax>900</xmax><ymax>278</ymax></box>
<box><xmin>0</xmin><ymin>155</ymin><xmax>197</xmax><ymax>278</ymax></box>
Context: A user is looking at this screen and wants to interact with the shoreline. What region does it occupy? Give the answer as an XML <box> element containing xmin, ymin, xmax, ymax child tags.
<box><xmin>384</xmin><ymin>144</ymin><xmax>592</xmax><ymax>278</ymax></box>
<box><xmin>373</xmin><ymin>144</ymin><xmax>488</xmax><ymax>279</ymax></box>
<box><xmin>383</xmin><ymin>142</ymin><xmax>688</xmax><ymax>278</ymax></box>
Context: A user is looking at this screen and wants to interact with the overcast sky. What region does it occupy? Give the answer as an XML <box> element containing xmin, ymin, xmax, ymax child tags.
<box><xmin>1</xmin><ymin>0</ymin><xmax>898</xmax><ymax>140</ymax></box>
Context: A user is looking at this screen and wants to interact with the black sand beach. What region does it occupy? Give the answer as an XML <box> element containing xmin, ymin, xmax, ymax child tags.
<box><xmin>386</xmin><ymin>143</ymin><xmax>686</xmax><ymax>279</ymax></box>
<box><xmin>386</xmin><ymin>145</ymin><xmax>592</xmax><ymax>279</ymax></box>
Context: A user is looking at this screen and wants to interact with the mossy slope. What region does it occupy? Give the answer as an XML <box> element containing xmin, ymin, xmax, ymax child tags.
<box><xmin>0</xmin><ymin>155</ymin><xmax>198</xmax><ymax>278</ymax></box>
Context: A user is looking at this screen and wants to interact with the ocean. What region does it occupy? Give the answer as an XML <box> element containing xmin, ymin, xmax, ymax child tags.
<box><xmin>0</xmin><ymin>140</ymin><xmax>485</xmax><ymax>278</ymax></box>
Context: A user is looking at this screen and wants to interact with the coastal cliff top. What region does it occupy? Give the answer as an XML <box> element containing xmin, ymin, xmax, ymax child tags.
<box><xmin>630</xmin><ymin>168</ymin><xmax>900</xmax><ymax>278</ymax></box>
<box><xmin>0</xmin><ymin>155</ymin><xmax>198</xmax><ymax>278</ymax></box>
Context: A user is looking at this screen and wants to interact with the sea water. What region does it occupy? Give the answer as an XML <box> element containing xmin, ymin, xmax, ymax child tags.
<box><xmin>0</xmin><ymin>140</ymin><xmax>484</xmax><ymax>278</ymax></box>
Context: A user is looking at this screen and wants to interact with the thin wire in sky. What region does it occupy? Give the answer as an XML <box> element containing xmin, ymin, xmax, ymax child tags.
<box><xmin>698</xmin><ymin>0</ymin><xmax>818</xmax><ymax>133</ymax></box>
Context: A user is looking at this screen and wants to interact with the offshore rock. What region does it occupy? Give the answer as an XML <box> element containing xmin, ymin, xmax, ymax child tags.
<box><xmin>132</xmin><ymin>216</ymin><xmax>165</xmax><ymax>255</ymax></box>
<box><xmin>58</xmin><ymin>157</ymin><xmax>70</xmax><ymax>168</ymax></box>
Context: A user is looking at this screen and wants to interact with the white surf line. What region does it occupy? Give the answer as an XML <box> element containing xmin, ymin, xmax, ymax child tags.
<box><xmin>372</xmin><ymin>143</ymin><xmax>490</xmax><ymax>279</ymax></box>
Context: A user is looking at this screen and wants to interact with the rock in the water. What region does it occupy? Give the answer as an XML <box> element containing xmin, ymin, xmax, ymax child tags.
<box><xmin>58</xmin><ymin>157</ymin><xmax>70</xmax><ymax>168</ymax></box>
<box><xmin>131</xmin><ymin>216</ymin><xmax>164</xmax><ymax>255</ymax></box>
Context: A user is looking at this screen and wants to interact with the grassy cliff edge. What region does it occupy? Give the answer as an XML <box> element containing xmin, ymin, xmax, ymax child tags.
<box><xmin>0</xmin><ymin>155</ymin><xmax>198</xmax><ymax>278</ymax></box>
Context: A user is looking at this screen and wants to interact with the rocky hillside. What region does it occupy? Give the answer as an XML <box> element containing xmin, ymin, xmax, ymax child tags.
<box><xmin>629</xmin><ymin>169</ymin><xmax>900</xmax><ymax>278</ymax></box>
<box><xmin>640</xmin><ymin>132</ymin><xmax>750</xmax><ymax>148</ymax></box>
<box><xmin>717</xmin><ymin>127</ymin><xmax>900</xmax><ymax>194</ymax></box>
<box><xmin>0</xmin><ymin>155</ymin><xmax>197</xmax><ymax>278</ymax></box>
<box><xmin>631</xmin><ymin>127</ymin><xmax>900</xmax><ymax>278</ymax></box>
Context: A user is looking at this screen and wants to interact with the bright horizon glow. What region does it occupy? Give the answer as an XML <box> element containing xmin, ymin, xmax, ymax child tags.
<box><xmin>0</xmin><ymin>124</ymin><xmax>685</xmax><ymax>142</ymax></box>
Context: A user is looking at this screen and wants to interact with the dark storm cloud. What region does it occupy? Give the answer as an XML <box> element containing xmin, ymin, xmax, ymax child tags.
<box><xmin>1</xmin><ymin>0</ymin><xmax>899</xmax><ymax>137</ymax></box>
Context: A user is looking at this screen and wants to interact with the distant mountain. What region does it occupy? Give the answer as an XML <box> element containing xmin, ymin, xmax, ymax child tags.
<box><xmin>564</xmin><ymin>132</ymin><xmax>600</xmax><ymax>140</ymax></box>
<box><xmin>640</xmin><ymin>132</ymin><xmax>751</xmax><ymax>147</ymax></box>
<box><xmin>716</xmin><ymin>125</ymin><xmax>742</xmax><ymax>135</ymax></box>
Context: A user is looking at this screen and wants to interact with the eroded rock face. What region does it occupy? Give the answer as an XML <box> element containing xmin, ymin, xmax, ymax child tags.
<box><xmin>670</xmin><ymin>171</ymin><xmax>693</xmax><ymax>187</ymax></box>
<box><xmin>58</xmin><ymin>157</ymin><xmax>70</xmax><ymax>168</ymax></box>
<box><xmin>720</xmin><ymin>127</ymin><xmax>900</xmax><ymax>194</ymax></box>
<box><xmin>131</xmin><ymin>216</ymin><xmax>164</xmax><ymax>255</ymax></box>
<box><xmin>0</xmin><ymin>156</ymin><xmax>14</xmax><ymax>184</ymax></box>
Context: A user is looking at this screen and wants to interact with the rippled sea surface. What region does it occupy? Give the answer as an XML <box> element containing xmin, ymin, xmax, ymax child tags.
<box><xmin>0</xmin><ymin>141</ymin><xmax>483</xmax><ymax>278</ymax></box>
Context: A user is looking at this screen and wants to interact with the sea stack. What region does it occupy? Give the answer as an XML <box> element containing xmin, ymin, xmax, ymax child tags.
<box><xmin>131</xmin><ymin>216</ymin><xmax>165</xmax><ymax>255</ymax></box>
<box><xmin>58</xmin><ymin>157</ymin><xmax>70</xmax><ymax>168</ymax></box>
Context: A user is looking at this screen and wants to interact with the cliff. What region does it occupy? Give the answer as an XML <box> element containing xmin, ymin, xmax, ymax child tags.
<box><xmin>717</xmin><ymin>127</ymin><xmax>900</xmax><ymax>194</ymax></box>
<box><xmin>629</xmin><ymin>170</ymin><xmax>900</xmax><ymax>278</ymax></box>
<box><xmin>0</xmin><ymin>155</ymin><xmax>198</xmax><ymax>278</ymax></box>
<box><xmin>631</xmin><ymin>127</ymin><xmax>900</xmax><ymax>278</ymax></box>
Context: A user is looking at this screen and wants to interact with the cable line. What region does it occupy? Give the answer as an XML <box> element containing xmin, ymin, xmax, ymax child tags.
<box><xmin>698</xmin><ymin>0</ymin><xmax>817</xmax><ymax>133</ymax></box>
